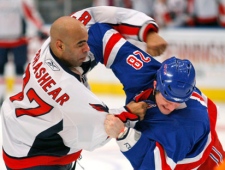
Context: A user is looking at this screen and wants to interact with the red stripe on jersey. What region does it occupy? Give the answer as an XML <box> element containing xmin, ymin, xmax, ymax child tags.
<box><xmin>112</xmin><ymin>25</ymin><xmax>139</xmax><ymax>36</ymax></box>
<box><xmin>207</xmin><ymin>98</ymin><xmax>217</xmax><ymax>131</ymax></box>
<box><xmin>112</xmin><ymin>24</ymin><xmax>158</xmax><ymax>42</ymax></box>
<box><xmin>3</xmin><ymin>149</ymin><xmax>82</xmax><ymax>169</ymax></box>
<box><xmin>156</xmin><ymin>142</ymin><xmax>172</xmax><ymax>170</ymax></box>
<box><xmin>0</xmin><ymin>38</ymin><xmax>28</xmax><ymax>48</ymax></box>
<box><xmin>191</xmin><ymin>91</ymin><xmax>218</xmax><ymax>127</ymax></box>
<box><xmin>103</xmin><ymin>33</ymin><xmax>122</xmax><ymax>66</ymax></box>
<box><xmin>176</xmin><ymin>97</ymin><xmax>219</xmax><ymax>169</ymax></box>
<box><xmin>142</xmin><ymin>24</ymin><xmax>158</xmax><ymax>42</ymax></box>
<box><xmin>134</xmin><ymin>88</ymin><xmax>153</xmax><ymax>102</ymax></box>
<box><xmin>175</xmin><ymin>140</ymin><xmax>214</xmax><ymax>169</ymax></box>
<box><xmin>191</xmin><ymin>92</ymin><xmax>204</xmax><ymax>101</ymax></box>
<box><xmin>198</xmin><ymin>135</ymin><xmax>225</xmax><ymax>169</ymax></box>
<box><xmin>22</xmin><ymin>1</ymin><xmax>42</xmax><ymax>29</ymax></box>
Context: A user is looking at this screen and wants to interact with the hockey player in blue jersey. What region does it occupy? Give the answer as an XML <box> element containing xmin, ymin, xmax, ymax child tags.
<box><xmin>88</xmin><ymin>23</ymin><xmax>225</xmax><ymax>170</ymax></box>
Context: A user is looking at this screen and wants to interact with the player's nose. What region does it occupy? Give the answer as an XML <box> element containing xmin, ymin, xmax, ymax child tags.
<box><xmin>83</xmin><ymin>43</ymin><xmax>90</xmax><ymax>53</ymax></box>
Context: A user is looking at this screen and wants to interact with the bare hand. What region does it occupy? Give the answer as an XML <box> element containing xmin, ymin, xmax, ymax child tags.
<box><xmin>126</xmin><ymin>101</ymin><xmax>148</xmax><ymax>120</ymax></box>
<box><xmin>104</xmin><ymin>114</ymin><xmax>125</xmax><ymax>138</ymax></box>
<box><xmin>146</xmin><ymin>31</ymin><xmax>167</xmax><ymax>57</ymax></box>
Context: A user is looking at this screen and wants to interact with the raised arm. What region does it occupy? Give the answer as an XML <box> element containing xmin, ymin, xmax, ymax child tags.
<box><xmin>71</xmin><ymin>6</ymin><xmax>167</xmax><ymax>56</ymax></box>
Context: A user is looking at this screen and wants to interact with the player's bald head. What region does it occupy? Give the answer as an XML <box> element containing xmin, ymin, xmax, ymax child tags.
<box><xmin>49</xmin><ymin>16</ymin><xmax>89</xmax><ymax>59</ymax></box>
<box><xmin>50</xmin><ymin>16</ymin><xmax>86</xmax><ymax>42</ymax></box>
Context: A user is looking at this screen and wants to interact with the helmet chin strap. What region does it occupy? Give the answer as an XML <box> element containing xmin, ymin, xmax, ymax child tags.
<box><xmin>152</xmin><ymin>88</ymin><xmax>159</xmax><ymax>103</ymax></box>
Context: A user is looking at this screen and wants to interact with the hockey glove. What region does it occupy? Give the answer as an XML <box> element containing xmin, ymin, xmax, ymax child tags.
<box><xmin>109</xmin><ymin>107</ymin><xmax>139</xmax><ymax>128</ymax></box>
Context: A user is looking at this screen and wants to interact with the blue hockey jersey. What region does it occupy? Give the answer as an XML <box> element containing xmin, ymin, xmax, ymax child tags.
<box><xmin>88</xmin><ymin>23</ymin><xmax>222</xmax><ymax>170</ymax></box>
<box><xmin>88</xmin><ymin>23</ymin><xmax>161</xmax><ymax>103</ymax></box>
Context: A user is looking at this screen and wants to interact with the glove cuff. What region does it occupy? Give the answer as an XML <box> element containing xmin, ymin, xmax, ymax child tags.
<box><xmin>117</xmin><ymin>128</ymin><xmax>141</xmax><ymax>152</ymax></box>
<box><xmin>108</xmin><ymin>107</ymin><xmax>126</xmax><ymax>115</ymax></box>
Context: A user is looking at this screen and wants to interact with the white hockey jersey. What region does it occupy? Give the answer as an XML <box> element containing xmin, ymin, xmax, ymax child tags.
<box><xmin>1</xmin><ymin>38</ymin><xmax>110</xmax><ymax>169</ymax></box>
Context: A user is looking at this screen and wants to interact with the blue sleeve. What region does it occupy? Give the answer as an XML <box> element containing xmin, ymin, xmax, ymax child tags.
<box><xmin>87</xmin><ymin>23</ymin><xmax>106</xmax><ymax>64</ymax></box>
<box><xmin>122</xmin><ymin>133</ymin><xmax>157</xmax><ymax>169</ymax></box>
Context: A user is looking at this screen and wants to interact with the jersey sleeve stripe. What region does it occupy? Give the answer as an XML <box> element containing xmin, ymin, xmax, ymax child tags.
<box><xmin>139</xmin><ymin>22</ymin><xmax>158</xmax><ymax>42</ymax></box>
<box><xmin>112</xmin><ymin>24</ymin><xmax>140</xmax><ymax>36</ymax></box>
<box><xmin>176</xmin><ymin>133</ymin><xmax>212</xmax><ymax>165</ymax></box>
<box><xmin>155</xmin><ymin>142</ymin><xmax>175</xmax><ymax>170</ymax></box>
<box><xmin>103</xmin><ymin>29</ymin><xmax>126</xmax><ymax>67</ymax></box>
<box><xmin>154</xmin><ymin>129</ymin><xmax>214</xmax><ymax>169</ymax></box>
<box><xmin>212</xmin><ymin>146</ymin><xmax>224</xmax><ymax>162</ymax></box>
<box><xmin>190</xmin><ymin>92</ymin><xmax>207</xmax><ymax>107</ymax></box>
<box><xmin>176</xmin><ymin>97</ymin><xmax>219</xmax><ymax>169</ymax></box>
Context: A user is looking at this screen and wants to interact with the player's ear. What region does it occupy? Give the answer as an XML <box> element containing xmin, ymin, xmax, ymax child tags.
<box><xmin>56</xmin><ymin>39</ymin><xmax>64</xmax><ymax>51</ymax></box>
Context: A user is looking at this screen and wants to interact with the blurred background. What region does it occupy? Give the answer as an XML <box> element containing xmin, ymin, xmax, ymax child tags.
<box><xmin>0</xmin><ymin>0</ymin><xmax>225</xmax><ymax>169</ymax></box>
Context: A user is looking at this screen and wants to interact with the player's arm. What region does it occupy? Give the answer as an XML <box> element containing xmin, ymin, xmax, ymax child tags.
<box><xmin>104</xmin><ymin>115</ymin><xmax>175</xmax><ymax>169</ymax></box>
<box><xmin>105</xmin><ymin>115</ymin><xmax>210</xmax><ymax>170</ymax></box>
<box><xmin>108</xmin><ymin>101</ymin><xmax>148</xmax><ymax>129</ymax></box>
<box><xmin>61</xmin><ymin>77</ymin><xmax>148</xmax><ymax>150</ymax></box>
<box><xmin>88</xmin><ymin>22</ymin><xmax>161</xmax><ymax>102</ymax></box>
<box><xmin>71</xmin><ymin>6</ymin><xmax>167</xmax><ymax>56</ymax></box>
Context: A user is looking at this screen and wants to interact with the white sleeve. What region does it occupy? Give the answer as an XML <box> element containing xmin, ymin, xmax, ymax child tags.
<box><xmin>58</xmin><ymin>77</ymin><xmax>110</xmax><ymax>151</ymax></box>
<box><xmin>108</xmin><ymin>106</ymin><xmax>127</xmax><ymax>115</ymax></box>
<box><xmin>71</xmin><ymin>6</ymin><xmax>158</xmax><ymax>42</ymax></box>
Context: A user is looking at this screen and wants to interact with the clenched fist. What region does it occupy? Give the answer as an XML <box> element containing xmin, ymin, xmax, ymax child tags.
<box><xmin>104</xmin><ymin>114</ymin><xmax>125</xmax><ymax>138</ymax></box>
<box><xmin>146</xmin><ymin>31</ymin><xmax>167</xmax><ymax>57</ymax></box>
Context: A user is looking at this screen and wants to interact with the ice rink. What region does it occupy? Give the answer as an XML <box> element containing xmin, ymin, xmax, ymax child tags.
<box><xmin>0</xmin><ymin>95</ymin><xmax>224</xmax><ymax>170</ymax></box>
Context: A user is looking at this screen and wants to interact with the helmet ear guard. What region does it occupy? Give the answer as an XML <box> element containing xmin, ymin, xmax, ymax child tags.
<box><xmin>156</xmin><ymin>57</ymin><xmax>196</xmax><ymax>103</ymax></box>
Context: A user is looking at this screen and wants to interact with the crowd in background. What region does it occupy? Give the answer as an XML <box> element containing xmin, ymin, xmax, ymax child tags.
<box><xmin>0</xmin><ymin>0</ymin><xmax>48</xmax><ymax>104</ymax></box>
<box><xmin>36</xmin><ymin>0</ymin><xmax>225</xmax><ymax>29</ymax></box>
<box><xmin>92</xmin><ymin>0</ymin><xmax>225</xmax><ymax>28</ymax></box>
